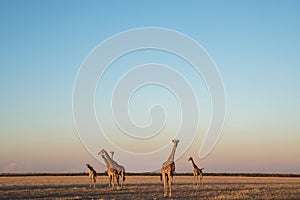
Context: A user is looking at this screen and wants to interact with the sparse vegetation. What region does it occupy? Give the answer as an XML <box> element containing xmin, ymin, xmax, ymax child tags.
<box><xmin>1</xmin><ymin>175</ymin><xmax>299</xmax><ymax>199</ymax></box>
<box><xmin>1</xmin><ymin>172</ymin><xmax>299</xmax><ymax>177</ymax></box>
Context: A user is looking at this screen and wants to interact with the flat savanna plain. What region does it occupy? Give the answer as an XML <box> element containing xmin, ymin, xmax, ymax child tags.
<box><xmin>1</xmin><ymin>175</ymin><xmax>300</xmax><ymax>199</ymax></box>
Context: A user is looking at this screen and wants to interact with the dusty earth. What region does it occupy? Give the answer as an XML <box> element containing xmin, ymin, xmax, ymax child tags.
<box><xmin>0</xmin><ymin>175</ymin><xmax>299</xmax><ymax>199</ymax></box>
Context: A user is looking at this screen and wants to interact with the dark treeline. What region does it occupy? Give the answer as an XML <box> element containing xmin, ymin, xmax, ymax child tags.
<box><xmin>1</xmin><ymin>172</ymin><xmax>299</xmax><ymax>177</ymax></box>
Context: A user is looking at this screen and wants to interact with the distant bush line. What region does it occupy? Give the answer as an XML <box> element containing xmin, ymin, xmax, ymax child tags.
<box><xmin>1</xmin><ymin>172</ymin><xmax>299</xmax><ymax>177</ymax></box>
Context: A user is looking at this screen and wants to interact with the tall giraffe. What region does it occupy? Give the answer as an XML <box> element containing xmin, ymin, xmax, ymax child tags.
<box><xmin>188</xmin><ymin>157</ymin><xmax>204</xmax><ymax>186</ymax></box>
<box><xmin>161</xmin><ymin>139</ymin><xmax>180</xmax><ymax>198</ymax></box>
<box><xmin>100</xmin><ymin>154</ymin><xmax>119</xmax><ymax>188</ymax></box>
<box><xmin>86</xmin><ymin>164</ymin><xmax>97</xmax><ymax>188</ymax></box>
<box><xmin>98</xmin><ymin>149</ymin><xmax>126</xmax><ymax>188</ymax></box>
<box><xmin>107</xmin><ymin>151</ymin><xmax>119</xmax><ymax>186</ymax></box>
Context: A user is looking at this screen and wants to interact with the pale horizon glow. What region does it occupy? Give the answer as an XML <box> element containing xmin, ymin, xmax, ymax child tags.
<box><xmin>0</xmin><ymin>1</ymin><xmax>299</xmax><ymax>174</ymax></box>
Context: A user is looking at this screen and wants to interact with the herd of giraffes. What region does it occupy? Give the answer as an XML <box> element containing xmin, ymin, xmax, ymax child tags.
<box><xmin>85</xmin><ymin>139</ymin><xmax>204</xmax><ymax>198</ymax></box>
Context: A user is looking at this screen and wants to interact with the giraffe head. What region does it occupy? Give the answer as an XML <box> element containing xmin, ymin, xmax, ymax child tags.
<box><xmin>98</xmin><ymin>149</ymin><xmax>106</xmax><ymax>156</ymax></box>
<box><xmin>86</xmin><ymin>164</ymin><xmax>92</xmax><ymax>169</ymax></box>
<box><xmin>172</xmin><ymin>139</ymin><xmax>180</xmax><ymax>147</ymax></box>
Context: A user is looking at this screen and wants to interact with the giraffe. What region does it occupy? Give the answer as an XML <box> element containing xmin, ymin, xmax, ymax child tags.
<box><xmin>98</xmin><ymin>149</ymin><xmax>126</xmax><ymax>188</ymax></box>
<box><xmin>86</xmin><ymin>164</ymin><xmax>97</xmax><ymax>188</ymax></box>
<box><xmin>107</xmin><ymin>151</ymin><xmax>120</xmax><ymax>187</ymax></box>
<box><xmin>109</xmin><ymin>151</ymin><xmax>126</xmax><ymax>187</ymax></box>
<box><xmin>100</xmin><ymin>154</ymin><xmax>119</xmax><ymax>188</ymax></box>
<box><xmin>188</xmin><ymin>157</ymin><xmax>204</xmax><ymax>186</ymax></box>
<box><xmin>161</xmin><ymin>139</ymin><xmax>180</xmax><ymax>198</ymax></box>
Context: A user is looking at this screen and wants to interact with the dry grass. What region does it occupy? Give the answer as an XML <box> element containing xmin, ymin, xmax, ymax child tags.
<box><xmin>1</xmin><ymin>175</ymin><xmax>299</xmax><ymax>199</ymax></box>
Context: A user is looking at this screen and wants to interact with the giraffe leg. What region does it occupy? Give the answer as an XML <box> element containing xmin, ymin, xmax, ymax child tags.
<box><xmin>119</xmin><ymin>171</ymin><xmax>124</xmax><ymax>189</ymax></box>
<box><xmin>199</xmin><ymin>174</ymin><xmax>202</xmax><ymax>186</ymax></box>
<box><xmin>111</xmin><ymin>174</ymin><xmax>115</xmax><ymax>189</ymax></box>
<box><xmin>169</xmin><ymin>175</ymin><xmax>172</xmax><ymax>199</ymax></box>
<box><xmin>116</xmin><ymin>173</ymin><xmax>121</xmax><ymax>189</ymax></box>
<box><xmin>89</xmin><ymin>174</ymin><xmax>92</xmax><ymax>188</ymax></box>
<box><xmin>109</xmin><ymin>174</ymin><xmax>112</xmax><ymax>187</ymax></box>
<box><xmin>193</xmin><ymin>175</ymin><xmax>195</xmax><ymax>186</ymax></box>
<box><xmin>194</xmin><ymin>175</ymin><xmax>197</xmax><ymax>187</ymax></box>
<box><xmin>163</xmin><ymin>174</ymin><xmax>168</xmax><ymax>198</ymax></box>
<box><xmin>121</xmin><ymin>173</ymin><xmax>125</xmax><ymax>188</ymax></box>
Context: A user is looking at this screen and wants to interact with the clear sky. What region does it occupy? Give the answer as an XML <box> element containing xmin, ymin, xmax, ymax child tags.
<box><xmin>0</xmin><ymin>0</ymin><xmax>299</xmax><ymax>173</ymax></box>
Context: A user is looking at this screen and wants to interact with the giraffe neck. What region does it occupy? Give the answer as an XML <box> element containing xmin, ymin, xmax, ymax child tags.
<box><xmin>167</xmin><ymin>142</ymin><xmax>178</xmax><ymax>163</ymax></box>
<box><xmin>101</xmin><ymin>155</ymin><xmax>110</xmax><ymax>167</ymax></box>
<box><xmin>87</xmin><ymin>165</ymin><xmax>93</xmax><ymax>171</ymax></box>
<box><xmin>102</xmin><ymin>150</ymin><xmax>114</xmax><ymax>165</ymax></box>
<box><xmin>162</xmin><ymin>140</ymin><xmax>179</xmax><ymax>167</ymax></box>
<box><xmin>190</xmin><ymin>158</ymin><xmax>198</xmax><ymax>169</ymax></box>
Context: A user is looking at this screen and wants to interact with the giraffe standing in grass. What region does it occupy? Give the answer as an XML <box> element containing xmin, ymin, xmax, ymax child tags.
<box><xmin>161</xmin><ymin>139</ymin><xmax>180</xmax><ymax>198</ymax></box>
<box><xmin>98</xmin><ymin>149</ymin><xmax>126</xmax><ymax>189</ymax></box>
<box><xmin>188</xmin><ymin>157</ymin><xmax>204</xmax><ymax>186</ymax></box>
<box><xmin>86</xmin><ymin>164</ymin><xmax>97</xmax><ymax>188</ymax></box>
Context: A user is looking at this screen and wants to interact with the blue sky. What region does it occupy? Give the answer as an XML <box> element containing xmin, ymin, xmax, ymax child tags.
<box><xmin>0</xmin><ymin>1</ymin><xmax>299</xmax><ymax>173</ymax></box>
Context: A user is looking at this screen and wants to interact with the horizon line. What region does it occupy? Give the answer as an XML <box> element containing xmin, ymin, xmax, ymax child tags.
<box><xmin>1</xmin><ymin>172</ymin><xmax>299</xmax><ymax>178</ymax></box>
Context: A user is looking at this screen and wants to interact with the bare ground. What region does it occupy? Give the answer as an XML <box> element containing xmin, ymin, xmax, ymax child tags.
<box><xmin>0</xmin><ymin>175</ymin><xmax>299</xmax><ymax>199</ymax></box>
